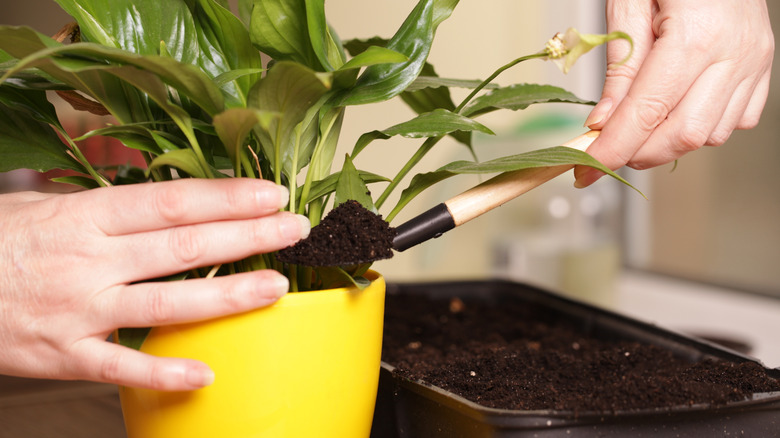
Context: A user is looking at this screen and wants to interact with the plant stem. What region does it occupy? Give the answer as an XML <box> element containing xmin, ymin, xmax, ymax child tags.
<box><xmin>375</xmin><ymin>136</ymin><xmax>441</xmax><ymax>209</ymax></box>
<box><xmin>454</xmin><ymin>52</ymin><xmax>547</xmax><ymax>114</ymax></box>
<box><xmin>58</xmin><ymin>128</ymin><xmax>110</xmax><ymax>187</ymax></box>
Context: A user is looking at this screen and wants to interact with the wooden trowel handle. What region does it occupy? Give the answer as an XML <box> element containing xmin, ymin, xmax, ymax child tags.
<box><xmin>445</xmin><ymin>130</ymin><xmax>600</xmax><ymax>226</ymax></box>
<box><xmin>392</xmin><ymin>130</ymin><xmax>600</xmax><ymax>252</ymax></box>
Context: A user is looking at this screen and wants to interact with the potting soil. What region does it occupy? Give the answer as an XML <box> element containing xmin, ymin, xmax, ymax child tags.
<box><xmin>382</xmin><ymin>293</ymin><xmax>780</xmax><ymax>412</ymax></box>
<box><xmin>277</xmin><ymin>200</ymin><xmax>396</xmax><ymax>266</ymax></box>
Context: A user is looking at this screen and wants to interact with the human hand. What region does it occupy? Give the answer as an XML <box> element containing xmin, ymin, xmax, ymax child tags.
<box><xmin>0</xmin><ymin>179</ymin><xmax>310</xmax><ymax>391</ymax></box>
<box><xmin>574</xmin><ymin>0</ymin><xmax>774</xmax><ymax>187</ymax></box>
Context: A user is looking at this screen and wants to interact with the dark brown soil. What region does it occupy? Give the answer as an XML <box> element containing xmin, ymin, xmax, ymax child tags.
<box><xmin>277</xmin><ymin>200</ymin><xmax>396</xmax><ymax>266</ymax></box>
<box><xmin>382</xmin><ymin>293</ymin><xmax>780</xmax><ymax>412</ymax></box>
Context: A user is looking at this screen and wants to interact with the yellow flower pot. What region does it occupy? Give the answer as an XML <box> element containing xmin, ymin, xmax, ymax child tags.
<box><xmin>119</xmin><ymin>272</ymin><xmax>385</xmax><ymax>438</ymax></box>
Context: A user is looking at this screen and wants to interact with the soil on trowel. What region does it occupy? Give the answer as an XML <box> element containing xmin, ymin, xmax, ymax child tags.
<box><xmin>277</xmin><ymin>200</ymin><xmax>396</xmax><ymax>266</ymax></box>
<box><xmin>382</xmin><ymin>293</ymin><xmax>780</xmax><ymax>412</ymax></box>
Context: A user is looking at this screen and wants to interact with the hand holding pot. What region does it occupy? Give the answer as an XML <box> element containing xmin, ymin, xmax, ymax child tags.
<box><xmin>0</xmin><ymin>178</ymin><xmax>310</xmax><ymax>391</ymax></box>
<box><xmin>575</xmin><ymin>0</ymin><xmax>774</xmax><ymax>187</ymax></box>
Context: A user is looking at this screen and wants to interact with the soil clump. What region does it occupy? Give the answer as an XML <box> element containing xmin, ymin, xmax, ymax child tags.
<box><xmin>277</xmin><ymin>200</ymin><xmax>396</xmax><ymax>266</ymax></box>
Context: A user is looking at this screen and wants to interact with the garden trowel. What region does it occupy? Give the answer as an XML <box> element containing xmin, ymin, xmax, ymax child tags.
<box><xmin>278</xmin><ymin>130</ymin><xmax>600</xmax><ymax>266</ymax></box>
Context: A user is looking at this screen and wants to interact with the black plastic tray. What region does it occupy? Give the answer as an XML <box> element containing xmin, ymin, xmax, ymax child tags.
<box><xmin>370</xmin><ymin>280</ymin><xmax>780</xmax><ymax>437</ymax></box>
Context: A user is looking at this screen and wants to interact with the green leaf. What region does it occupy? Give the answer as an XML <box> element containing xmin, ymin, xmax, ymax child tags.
<box><xmin>248</xmin><ymin>61</ymin><xmax>331</xmax><ymax>179</ymax></box>
<box><xmin>339</xmin><ymin>46</ymin><xmax>409</xmax><ymax>71</ymax></box>
<box><xmin>352</xmin><ymin>109</ymin><xmax>493</xmax><ymax>157</ymax></box>
<box><xmin>50</xmin><ymin>175</ymin><xmax>101</xmax><ymax>189</ymax></box>
<box><xmin>188</xmin><ymin>0</ymin><xmax>264</xmax><ymax>106</ymax></box>
<box><xmin>387</xmin><ymin>169</ymin><xmax>456</xmax><ymax>222</ymax></box>
<box><xmin>0</xmin><ymin>100</ymin><xmax>84</xmax><ymax>173</ymax></box>
<box><xmin>334</xmin><ymin>154</ymin><xmax>375</xmax><ymax>212</ymax></box>
<box><xmin>336</xmin><ymin>0</ymin><xmax>440</xmax><ymax>106</ymax></box>
<box><xmin>147</xmin><ymin>149</ymin><xmax>208</xmax><ymax>179</ymax></box>
<box><xmin>116</xmin><ymin>328</ymin><xmax>152</xmax><ymax>351</ymax></box>
<box><xmin>76</xmin><ymin>124</ymin><xmax>174</xmax><ymax>155</ymax></box>
<box><xmin>305</xmin><ymin>170</ymin><xmax>389</xmax><ymax>203</ymax></box>
<box><xmin>53</xmin><ymin>0</ymin><xmax>199</xmax><ymax>64</ymax></box>
<box><xmin>213</xmin><ymin>107</ymin><xmax>276</xmax><ymax>174</ymax></box>
<box><xmin>250</xmin><ymin>0</ymin><xmax>320</xmax><ymax>69</ymax></box>
<box><xmin>462</xmin><ymin>83</ymin><xmax>595</xmax><ymax>118</ymax></box>
<box><xmin>405</xmin><ymin>75</ymin><xmax>500</xmax><ymax>93</ymax></box>
<box><xmin>388</xmin><ymin>146</ymin><xmax>644</xmax><ymax>222</ymax></box>
<box><xmin>0</xmin><ymin>27</ymin><xmax>226</xmax><ymax>118</ymax></box>
<box><xmin>305</xmin><ymin>0</ymin><xmax>345</xmax><ymax>71</ymax></box>
<box><xmin>313</xmin><ymin>266</ymin><xmax>370</xmax><ymax>290</ymax></box>
<box><xmin>0</xmin><ymin>83</ymin><xmax>61</xmax><ymax>127</ymax></box>
<box><xmin>440</xmin><ymin>146</ymin><xmax>643</xmax><ymax>197</ymax></box>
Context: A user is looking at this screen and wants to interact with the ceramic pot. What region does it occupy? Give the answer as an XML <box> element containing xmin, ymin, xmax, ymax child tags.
<box><xmin>120</xmin><ymin>272</ymin><xmax>385</xmax><ymax>438</ymax></box>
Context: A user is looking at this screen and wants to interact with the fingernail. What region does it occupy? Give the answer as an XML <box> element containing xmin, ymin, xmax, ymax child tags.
<box><xmin>280</xmin><ymin>214</ymin><xmax>311</xmax><ymax>241</ymax></box>
<box><xmin>187</xmin><ymin>367</ymin><xmax>215</xmax><ymax>388</ymax></box>
<box><xmin>277</xmin><ymin>186</ymin><xmax>290</xmax><ymax>208</ymax></box>
<box><xmin>573</xmin><ymin>169</ymin><xmax>602</xmax><ymax>189</ymax></box>
<box><xmin>584</xmin><ymin>98</ymin><xmax>612</xmax><ymax>128</ymax></box>
<box><xmin>271</xmin><ymin>275</ymin><xmax>290</xmax><ymax>298</ymax></box>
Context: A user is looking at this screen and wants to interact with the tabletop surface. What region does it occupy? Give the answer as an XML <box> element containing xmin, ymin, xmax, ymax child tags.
<box><xmin>0</xmin><ymin>375</ymin><xmax>126</xmax><ymax>438</ymax></box>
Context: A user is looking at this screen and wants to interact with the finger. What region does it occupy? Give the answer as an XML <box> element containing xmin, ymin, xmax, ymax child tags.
<box><xmin>110</xmin><ymin>211</ymin><xmax>310</xmax><ymax>283</ymax></box>
<box><xmin>705</xmin><ymin>78</ymin><xmax>759</xmax><ymax>146</ymax></box>
<box><xmin>98</xmin><ymin>270</ymin><xmax>288</xmax><ymax>329</ymax></box>
<box><xmin>626</xmin><ymin>61</ymin><xmax>738</xmax><ymax>169</ymax></box>
<box><xmin>83</xmin><ymin>178</ymin><xmax>290</xmax><ymax>236</ymax></box>
<box><xmin>575</xmin><ymin>33</ymin><xmax>715</xmax><ymax>187</ymax></box>
<box><xmin>69</xmin><ymin>339</ymin><xmax>215</xmax><ymax>390</ymax></box>
<box><xmin>736</xmin><ymin>68</ymin><xmax>772</xmax><ymax>130</ymax></box>
<box><xmin>584</xmin><ymin>0</ymin><xmax>657</xmax><ymax>129</ymax></box>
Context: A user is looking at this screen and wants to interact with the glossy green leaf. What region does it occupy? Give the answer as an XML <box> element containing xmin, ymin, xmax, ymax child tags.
<box><xmin>462</xmin><ymin>83</ymin><xmax>595</xmax><ymax>118</ymax></box>
<box><xmin>304</xmin><ymin>0</ymin><xmax>344</xmax><ymax>71</ymax></box>
<box><xmin>352</xmin><ymin>109</ymin><xmax>493</xmax><ymax>157</ymax></box>
<box><xmin>50</xmin><ymin>175</ymin><xmax>101</xmax><ymax>189</ymax></box>
<box><xmin>335</xmin><ymin>0</ymin><xmax>434</xmax><ymax>106</ymax></box>
<box><xmin>76</xmin><ymin>124</ymin><xmax>164</xmax><ymax>154</ymax></box>
<box><xmin>213</xmin><ymin>107</ymin><xmax>276</xmax><ymax>174</ymax></box>
<box><xmin>54</xmin><ymin>0</ymin><xmax>199</xmax><ymax>63</ymax></box>
<box><xmin>313</xmin><ymin>267</ymin><xmax>370</xmax><ymax>290</ymax></box>
<box><xmin>334</xmin><ymin>154</ymin><xmax>375</xmax><ymax>213</ymax></box>
<box><xmin>339</xmin><ymin>46</ymin><xmax>408</xmax><ymax>71</ymax></box>
<box><xmin>188</xmin><ymin>0</ymin><xmax>264</xmax><ymax>106</ymax></box>
<box><xmin>248</xmin><ymin>61</ymin><xmax>331</xmax><ymax>179</ymax></box>
<box><xmin>0</xmin><ymin>27</ymin><xmax>225</xmax><ymax>118</ymax></box>
<box><xmin>116</xmin><ymin>328</ymin><xmax>152</xmax><ymax>351</ymax></box>
<box><xmin>0</xmin><ymin>101</ymin><xmax>84</xmax><ymax>173</ymax></box>
<box><xmin>386</xmin><ymin>169</ymin><xmax>456</xmax><ymax>222</ymax></box>
<box><xmin>305</xmin><ymin>170</ymin><xmax>389</xmax><ymax>203</ymax></box>
<box><xmin>0</xmin><ymin>83</ymin><xmax>61</xmax><ymax>127</ymax></box>
<box><xmin>147</xmin><ymin>149</ymin><xmax>208</xmax><ymax>179</ymax></box>
<box><xmin>388</xmin><ymin>146</ymin><xmax>644</xmax><ymax>222</ymax></box>
<box><xmin>300</xmin><ymin>106</ymin><xmax>345</xmax><ymax>200</ymax></box>
<box><xmin>250</xmin><ymin>0</ymin><xmax>319</xmax><ymax>69</ymax></box>
<box><xmin>336</xmin><ymin>0</ymin><xmax>458</xmax><ymax>106</ymax></box>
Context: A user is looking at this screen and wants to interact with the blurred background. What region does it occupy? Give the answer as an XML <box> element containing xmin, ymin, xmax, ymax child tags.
<box><xmin>3</xmin><ymin>0</ymin><xmax>780</xmax><ymax>353</ymax></box>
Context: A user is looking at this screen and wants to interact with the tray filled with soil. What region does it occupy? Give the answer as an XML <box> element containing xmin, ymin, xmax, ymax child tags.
<box><xmin>370</xmin><ymin>280</ymin><xmax>780</xmax><ymax>437</ymax></box>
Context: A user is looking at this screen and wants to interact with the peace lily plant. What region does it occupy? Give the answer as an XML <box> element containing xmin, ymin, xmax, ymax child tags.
<box><xmin>0</xmin><ymin>1</ymin><xmax>633</xmax><ymax>294</ymax></box>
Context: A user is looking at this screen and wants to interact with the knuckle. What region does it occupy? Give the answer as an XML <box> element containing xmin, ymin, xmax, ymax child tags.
<box><xmin>146</xmin><ymin>362</ymin><xmax>170</xmax><ymax>390</ymax></box>
<box><xmin>98</xmin><ymin>351</ymin><xmax>124</xmax><ymax>384</ymax></box>
<box><xmin>153</xmin><ymin>186</ymin><xmax>188</xmax><ymax>223</ymax></box>
<box><xmin>170</xmin><ymin>226</ymin><xmax>205</xmax><ymax>265</ymax></box>
<box><xmin>219</xmin><ymin>280</ymin><xmax>248</xmax><ymax>311</ymax></box>
<box><xmin>676</xmin><ymin>125</ymin><xmax>710</xmax><ymax>152</ymax></box>
<box><xmin>706</xmin><ymin>129</ymin><xmax>731</xmax><ymax>147</ymax></box>
<box><xmin>145</xmin><ymin>285</ymin><xmax>174</xmax><ymax>325</ymax></box>
<box><xmin>633</xmin><ymin>98</ymin><xmax>672</xmax><ymax>133</ymax></box>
